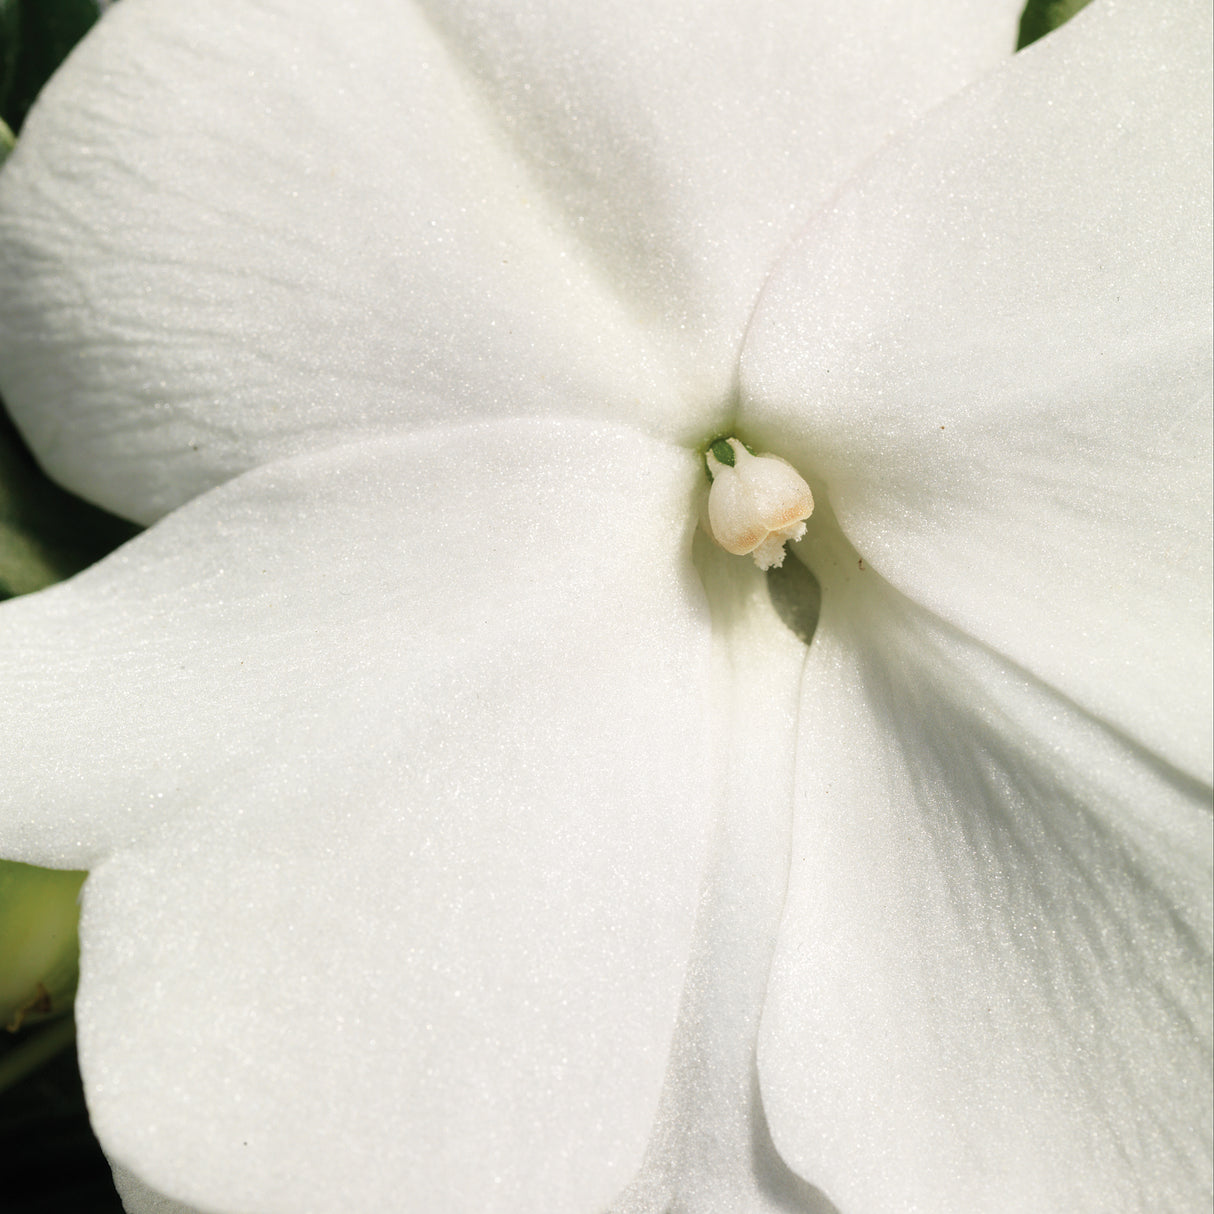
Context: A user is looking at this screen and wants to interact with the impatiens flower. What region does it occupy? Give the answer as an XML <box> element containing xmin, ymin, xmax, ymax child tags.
<box><xmin>0</xmin><ymin>0</ymin><xmax>1210</xmax><ymax>1210</ymax></box>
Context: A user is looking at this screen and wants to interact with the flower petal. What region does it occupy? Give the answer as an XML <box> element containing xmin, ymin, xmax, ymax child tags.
<box><xmin>0</xmin><ymin>0</ymin><xmax>1021</xmax><ymax>522</ymax></box>
<box><xmin>0</xmin><ymin>419</ymin><xmax>716</xmax><ymax>1214</ymax></box>
<box><xmin>611</xmin><ymin>546</ymin><xmax>835</xmax><ymax>1213</ymax></box>
<box><xmin>407</xmin><ymin>0</ymin><xmax>1023</xmax><ymax>406</ymax></box>
<box><xmin>740</xmin><ymin>0</ymin><xmax>1213</xmax><ymax>781</ymax></box>
<box><xmin>111</xmin><ymin>1168</ymin><xmax>198</xmax><ymax>1214</ymax></box>
<box><xmin>759</xmin><ymin>549</ymin><xmax>1213</xmax><ymax>1212</ymax></box>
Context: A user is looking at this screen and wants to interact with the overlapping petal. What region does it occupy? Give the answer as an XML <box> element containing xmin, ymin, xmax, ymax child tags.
<box><xmin>0</xmin><ymin>419</ymin><xmax>718</xmax><ymax>1214</ymax></box>
<box><xmin>740</xmin><ymin>0</ymin><xmax>1213</xmax><ymax>780</ymax></box>
<box><xmin>759</xmin><ymin>531</ymin><xmax>1212</xmax><ymax>1211</ymax></box>
<box><xmin>0</xmin><ymin>0</ymin><xmax>1020</xmax><ymax>522</ymax></box>
<box><xmin>610</xmin><ymin>547</ymin><xmax>831</xmax><ymax>1213</ymax></box>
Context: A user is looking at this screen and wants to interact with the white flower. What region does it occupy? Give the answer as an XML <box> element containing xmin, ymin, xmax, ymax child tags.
<box><xmin>0</xmin><ymin>2</ymin><xmax>1209</xmax><ymax>1213</ymax></box>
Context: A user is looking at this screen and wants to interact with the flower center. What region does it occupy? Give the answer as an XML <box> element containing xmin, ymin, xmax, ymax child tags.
<box><xmin>703</xmin><ymin>437</ymin><xmax>814</xmax><ymax>571</ymax></box>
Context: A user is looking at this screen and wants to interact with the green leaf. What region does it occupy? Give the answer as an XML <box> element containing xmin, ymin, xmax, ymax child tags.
<box><xmin>1017</xmin><ymin>0</ymin><xmax>1094</xmax><ymax>50</ymax></box>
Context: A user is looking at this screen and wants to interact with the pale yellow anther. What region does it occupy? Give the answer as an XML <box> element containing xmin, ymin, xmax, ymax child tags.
<box><xmin>705</xmin><ymin>439</ymin><xmax>814</xmax><ymax>570</ymax></box>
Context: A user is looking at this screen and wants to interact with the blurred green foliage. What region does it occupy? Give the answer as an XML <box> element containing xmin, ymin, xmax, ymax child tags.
<box><xmin>0</xmin><ymin>0</ymin><xmax>103</xmax><ymax>134</ymax></box>
<box><xmin>0</xmin><ymin>406</ymin><xmax>141</xmax><ymax>601</ymax></box>
<box><xmin>0</xmin><ymin>863</ymin><xmax>84</xmax><ymax>1036</ymax></box>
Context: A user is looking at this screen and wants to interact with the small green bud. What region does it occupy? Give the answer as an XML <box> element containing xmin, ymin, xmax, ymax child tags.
<box><xmin>708</xmin><ymin>438</ymin><xmax>737</xmax><ymax>469</ymax></box>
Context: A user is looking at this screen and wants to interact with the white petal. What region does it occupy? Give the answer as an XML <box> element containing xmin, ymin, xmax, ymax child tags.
<box><xmin>0</xmin><ymin>419</ymin><xmax>716</xmax><ymax>1214</ymax></box>
<box><xmin>759</xmin><ymin>551</ymin><xmax>1213</xmax><ymax>1212</ymax></box>
<box><xmin>0</xmin><ymin>0</ymin><xmax>1020</xmax><ymax>522</ymax></box>
<box><xmin>111</xmin><ymin>1167</ymin><xmax>199</xmax><ymax>1214</ymax></box>
<box><xmin>409</xmin><ymin>0</ymin><xmax>1022</xmax><ymax>406</ymax></box>
<box><xmin>740</xmin><ymin>0</ymin><xmax>1213</xmax><ymax>781</ymax></box>
<box><xmin>611</xmin><ymin>545</ymin><xmax>831</xmax><ymax>1213</ymax></box>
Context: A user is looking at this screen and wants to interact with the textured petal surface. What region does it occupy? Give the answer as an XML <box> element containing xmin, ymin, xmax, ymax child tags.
<box><xmin>759</xmin><ymin>530</ymin><xmax>1213</xmax><ymax>1213</ymax></box>
<box><xmin>0</xmin><ymin>0</ymin><xmax>1020</xmax><ymax>522</ymax></box>
<box><xmin>0</xmin><ymin>419</ymin><xmax>715</xmax><ymax>1214</ymax></box>
<box><xmin>111</xmin><ymin>1169</ymin><xmax>197</xmax><ymax>1214</ymax></box>
<box><xmin>740</xmin><ymin>0</ymin><xmax>1213</xmax><ymax>781</ymax></box>
<box><xmin>610</xmin><ymin>548</ymin><xmax>834</xmax><ymax>1214</ymax></box>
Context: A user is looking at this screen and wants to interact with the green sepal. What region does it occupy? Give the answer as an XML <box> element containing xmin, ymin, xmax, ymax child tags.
<box><xmin>1017</xmin><ymin>0</ymin><xmax>1093</xmax><ymax>50</ymax></box>
<box><xmin>703</xmin><ymin>435</ymin><xmax>760</xmax><ymax>482</ymax></box>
